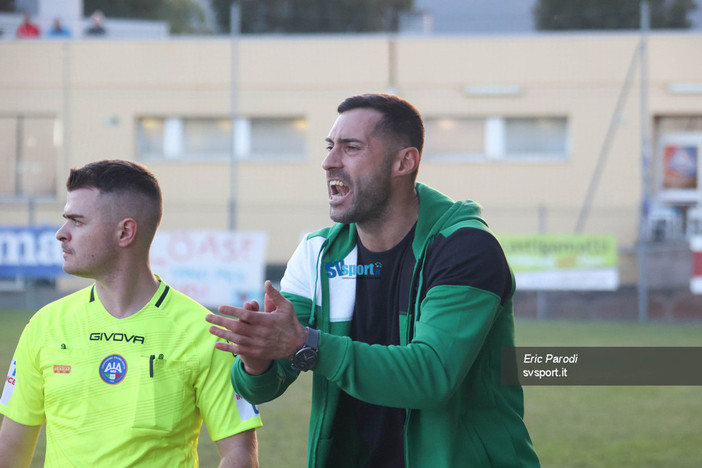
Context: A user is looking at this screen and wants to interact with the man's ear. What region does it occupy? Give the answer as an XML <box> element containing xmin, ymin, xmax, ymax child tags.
<box><xmin>117</xmin><ymin>218</ymin><xmax>137</xmax><ymax>247</ymax></box>
<box><xmin>394</xmin><ymin>147</ymin><xmax>420</xmax><ymax>176</ymax></box>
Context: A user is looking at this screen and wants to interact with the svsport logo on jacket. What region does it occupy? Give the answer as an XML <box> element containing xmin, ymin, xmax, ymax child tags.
<box><xmin>325</xmin><ymin>260</ymin><xmax>382</xmax><ymax>279</ymax></box>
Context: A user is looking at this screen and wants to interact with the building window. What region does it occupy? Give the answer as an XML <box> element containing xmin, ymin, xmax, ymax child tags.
<box><xmin>656</xmin><ymin>116</ymin><xmax>702</xmax><ymax>135</ymax></box>
<box><xmin>424</xmin><ymin>118</ymin><xmax>484</xmax><ymax>161</ymax></box>
<box><xmin>136</xmin><ymin>116</ymin><xmax>307</xmax><ymax>162</ymax></box>
<box><xmin>424</xmin><ymin>116</ymin><xmax>568</xmax><ymax>162</ymax></box>
<box><xmin>504</xmin><ymin>117</ymin><xmax>568</xmax><ymax>159</ymax></box>
<box><xmin>0</xmin><ymin>116</ymin><xmax>59</xmax><ymax>198</ymax></box>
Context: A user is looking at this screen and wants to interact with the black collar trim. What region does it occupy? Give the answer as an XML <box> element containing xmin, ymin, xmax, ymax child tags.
<box><xmin>155</xmin><ymin>285</ymin><xmax>170</xmax><ymax>308</ymax></box>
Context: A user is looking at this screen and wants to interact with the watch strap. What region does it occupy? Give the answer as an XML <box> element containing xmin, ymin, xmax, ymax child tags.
<box><xmin>304</xmin><ymin>327</ymin><xmax>319</xmax><ymax>351</ymax></box>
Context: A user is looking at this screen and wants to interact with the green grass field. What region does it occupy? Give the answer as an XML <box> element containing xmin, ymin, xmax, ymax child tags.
<box><xmin>2</xmin><ymin>310</ymin><xmax>702</xmax><ymax>467</ymax></box>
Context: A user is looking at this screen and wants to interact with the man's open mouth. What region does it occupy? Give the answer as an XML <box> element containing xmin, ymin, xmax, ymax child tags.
<box><xmin>329</xmin><ymin>179</ymin><xmax>350</xmax><ymax>201</ymax></box>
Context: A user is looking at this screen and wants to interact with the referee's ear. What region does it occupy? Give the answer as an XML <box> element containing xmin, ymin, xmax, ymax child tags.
<box><xmin>117</xmin><ymin>217</ymin><xmax>138</xmax><ymax>247</ymax></box>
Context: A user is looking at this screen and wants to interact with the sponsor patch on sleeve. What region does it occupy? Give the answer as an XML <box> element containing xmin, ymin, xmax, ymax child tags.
<box><xmin>234</xmin><ymin>392</ymin><xmax>259</xmax><ymax>421</ymax></box>
<box><xmin>0</xmin><ymin>357</ymin><xmax>17</xmax><ymax>406</ymax></box>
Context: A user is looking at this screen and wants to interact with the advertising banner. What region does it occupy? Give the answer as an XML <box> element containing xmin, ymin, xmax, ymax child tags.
<box><xmin>691</xmin><ymin>236</ymin><xmax>702</xmax><ymax>295</ymax></box>
<box><xmin>499</xmin><ymin>234</ymin><xmax>619</xmax><ymax>291</ymax></box>
<box><xmin>150</xmin><ymin>230</ymin><xmax>268</xmax><ymax>308</ymax></box>
<box><xmin>663</xmin><ymin>144</ymin><xmax>697</xmax><ymax>190</ymax></box>
<box><xmin>0</xmin><ymin>226</ymin><xmax>64</xmax><ymax>278</ymax></box>
<box><xmin>658</xmin><ymin>133</ymin><xmax>702</xmax><ymax>204</ymax></box>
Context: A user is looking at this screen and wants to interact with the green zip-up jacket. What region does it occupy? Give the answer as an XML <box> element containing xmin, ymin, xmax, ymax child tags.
<box><xmin>230</xmin><ymin>183</ymin><xmax>539</xmax><ymax>467</ymax></box>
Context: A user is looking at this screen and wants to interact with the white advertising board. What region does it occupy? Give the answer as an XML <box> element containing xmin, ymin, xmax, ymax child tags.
<box><xmin>500</xmin><ymin>234</ymin><xmax>619</xmax><ymax>291</ymax></box>
<box><xmin>150</xmin><ymin>230</ymin><xmax>267</xmax><ymax>308</ymax></box>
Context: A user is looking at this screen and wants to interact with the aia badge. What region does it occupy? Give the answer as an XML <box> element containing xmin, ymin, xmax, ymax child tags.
<box><xmin>99</xmin><ymin>354</ymin><xmax>127</xmax><ymax>384</ymax></box>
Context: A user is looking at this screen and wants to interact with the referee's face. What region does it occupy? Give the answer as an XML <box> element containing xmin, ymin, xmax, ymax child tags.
<box><xmin>56</xmin><ymin>188</ymin><xmax>120</xmax><ymax>279</ymax></box>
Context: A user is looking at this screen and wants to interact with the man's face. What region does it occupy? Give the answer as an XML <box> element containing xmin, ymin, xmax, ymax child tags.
<box><xmin>56</xmin><ymin>188</ymin><xmax>119</xmax><ymax>279</ymax></box>
<box><xmin>322</xmin><ymin>108</ymin><xmax>395</xmax><ymax>225</ymax></box>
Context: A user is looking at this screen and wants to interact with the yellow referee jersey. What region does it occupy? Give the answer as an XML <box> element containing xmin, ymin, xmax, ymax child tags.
<box><xmin>0</xmin><ymin>280</ymin><xmax>262</xmax><ymax>467</ymax></box>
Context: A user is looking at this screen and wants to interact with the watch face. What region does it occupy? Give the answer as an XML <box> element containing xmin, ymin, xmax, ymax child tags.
<box><xmin>291</xmin><ymin>347</ymin><xmax>318</xmax><ymax>371</ymax></box>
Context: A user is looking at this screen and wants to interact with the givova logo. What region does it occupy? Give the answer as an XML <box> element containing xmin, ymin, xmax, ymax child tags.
<box><xmin>325</xmin><ymin>260</ymin><xmax>382</xmax><ymax>279</ymax></box>
<box><xmin>99</xmin><ymin>354</ymin><xmax>127</xmax><ymax>384</ymax></box>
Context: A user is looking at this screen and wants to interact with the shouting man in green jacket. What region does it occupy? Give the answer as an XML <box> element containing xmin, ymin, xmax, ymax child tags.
<box><xmin>207</xmin><ymin>93</ymin><xmax>540</xmax><ymax>467</ymax></box>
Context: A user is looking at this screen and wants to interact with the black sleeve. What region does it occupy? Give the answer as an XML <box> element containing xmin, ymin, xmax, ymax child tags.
<box><xmin>422</xmin><ymin>228</ymin><xmax>512</xmax><ymax>304</ymax></box>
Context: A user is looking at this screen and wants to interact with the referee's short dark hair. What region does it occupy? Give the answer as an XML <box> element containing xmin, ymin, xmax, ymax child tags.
<box><xmin>67</xmin><ymin>159</ymin><xmax>163</xmax><ymax>229</ymax></box>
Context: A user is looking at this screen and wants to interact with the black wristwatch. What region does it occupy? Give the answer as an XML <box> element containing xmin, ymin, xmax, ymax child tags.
<box><xmin>290</xmin><ymin>327</ymin><xmax>319</xmax><ymax>371</ymax></box>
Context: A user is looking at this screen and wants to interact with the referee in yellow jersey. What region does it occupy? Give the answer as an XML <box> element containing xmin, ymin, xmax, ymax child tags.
<box><xmin>0</xmin><ymin>160</ymin><xmax>262</xmax><ymax>467</ymax></box>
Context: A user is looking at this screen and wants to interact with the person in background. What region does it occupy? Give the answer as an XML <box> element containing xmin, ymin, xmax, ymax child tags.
<box><xmin>84</xmin><ymin>10</ymin><xmax>106</xmax><ymax>36</ymax></box>
<box><xmin>16</xmin><ymin>12</ymin><xmax>40</xmax><ymax>38</ymax></box>
<box><xmin>46</xmin><ymin>18</ymin><xmax>71</xmax><ymax>38</ymax></box>
<box><xmin>0</xmin><ymin>160</ymin><xmax>261</xmax><ymax>468</ymax></box>
<box><xmin>207</xmin><ymin>93</ymin><xmax>539</xmax><ymax>467</ymax></box>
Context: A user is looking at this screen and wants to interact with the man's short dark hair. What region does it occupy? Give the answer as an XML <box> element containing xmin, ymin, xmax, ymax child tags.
<box><xmin>337</xmin><ymin>93</ymin><xmax>424</xmax><ymax>155</ymax></box>
<box><xmin>67</xmin><ymin>159</ymin><xmax>163</xmax><ymax>228</ymax></box>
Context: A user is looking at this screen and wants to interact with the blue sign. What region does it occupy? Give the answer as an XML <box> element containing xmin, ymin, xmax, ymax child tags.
<box><xmin>0</xmin><ymin>226</ymin><xmax>65</xmax><ymax>278</ymax></box>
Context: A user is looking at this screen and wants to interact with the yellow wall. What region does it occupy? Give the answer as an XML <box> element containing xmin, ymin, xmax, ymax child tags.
<box><xmin>2</xmin><ymin>33</ymin><xmax>702</xmax><ymax>279</ymax></box>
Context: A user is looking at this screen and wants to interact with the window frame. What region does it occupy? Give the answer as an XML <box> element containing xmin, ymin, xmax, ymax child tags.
<box><xmin>423</xmin><ymin>115</ymin><xmax>570</xmax><ymax>163</ymax></box>
<box><xmin>135</xmin><ymin>115</ymin><xmax>308</xmax><ymax>163</ymax></box>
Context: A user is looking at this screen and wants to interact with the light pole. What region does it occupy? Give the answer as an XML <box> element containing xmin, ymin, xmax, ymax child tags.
<box><xmin>637</xmin><ymin>0</ymin><xmax>652</xmax><ymax>322</ymax></box>
<box><xmin>228</xmin><ymin>2</ymin><xmax>242</xmax><ymax>231</ymax></box>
